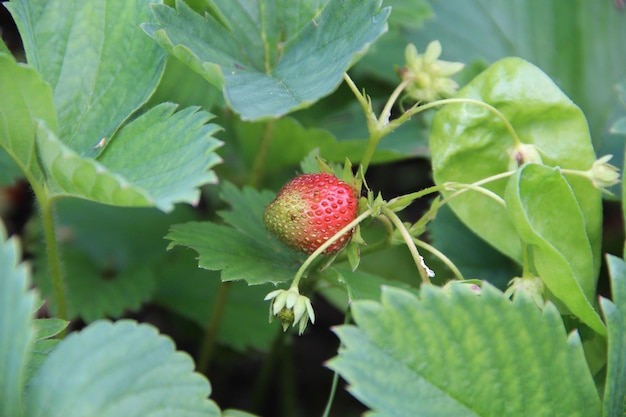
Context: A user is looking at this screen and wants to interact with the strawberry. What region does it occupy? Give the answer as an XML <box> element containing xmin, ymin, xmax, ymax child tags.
<box><xmin>263</xmin><ymin>173</ymin><xmax>358</xmax><ymax>255</ymax></box>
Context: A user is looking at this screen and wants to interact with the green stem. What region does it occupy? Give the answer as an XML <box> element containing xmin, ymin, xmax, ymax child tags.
<box><xmin>250</xmin><ymin>121</ymin><xmax>274</xmax><ymax>187</ymax></box>
<box><xmin>381</xmin><ymin>206</ymin><xmax>432</xmax><ymax>284</ymax></box>
<box><xmin>196</xmin><ymin>281</ymin><xmax>232</xmax><ymax>373</ymax></box>
<box><xmin>413</xmin><ymin>238</ymin><xmax>464</xmax><ymax>281</ymax></box>
<box><xmin>291</xmin><ymin>208</ymin><xmax>374</xmax><ymax>289</ymax></box>
<box><xmin>342</xmin><ymin>72</ymin><xmax>388</xmax><ymax>176</ymax></box>
<box><xmin>39</xmin><ymin>195</ymin><xmax>68</xmax><ymax>325</ymax></box>
<box><xmin>521</xmin><ymin>241</ymin><xmax>532</xmax><ymax>277</ymax></box>
<box><xmin>439</xmin><ymin>170</ymin><xmax>516</xmax><ymax>208</ymax></box>
<box><xmin>377</xmin><ymin>79</ymin><xmax>410</xmax><ymax>126</ymax></box>
<box><xmin>443</xmin><ymin>183</ymin><xmax>506</xmax><ymax>207</ymax></box>
<box><xmin>342</xmin><ymin>72</ymin><xmax>372</xmax><ymax>117</ymax></box>
<box><xmin>387</xmin><ymin>98</ymin><xmax>522</xmax><ymax>146</ymax></box>
<box><xmin>358</xmin><ymin>130</ymin><xmax>384</xmax><ymax>177</ymax></box>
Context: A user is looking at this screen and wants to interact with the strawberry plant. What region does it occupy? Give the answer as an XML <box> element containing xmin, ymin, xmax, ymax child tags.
<box><xmin>1</xmin><ymin>1</ymin><xmax>626</xmax><ymax>417</ymax></box>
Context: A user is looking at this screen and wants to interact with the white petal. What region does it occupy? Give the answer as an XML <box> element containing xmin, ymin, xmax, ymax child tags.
<box><xmin>304</xmin><ymin>298</ymin><xmax>316</xmax><ymax>324</ymax></box>
<box><xmin>264</xmin><ymin>289</ymin><xmax>283</xmax><ymax>301</ymax></box>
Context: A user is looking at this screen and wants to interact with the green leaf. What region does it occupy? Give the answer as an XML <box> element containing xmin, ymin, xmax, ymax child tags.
<box><xmin>0</xmin><ymin>53</ymin><xmax>56</xmax><ymax>182</ymax></box>
<box><xmin>384</xmin><ymin>0</ymin><xmax>432</xmax><ymax>30</ymax></box>
<box><xmin>430</xmin><ymin>57</ymin><xmax>601</xmax><ymax>271</ymax></box>
<box><xmin>0</xmin><ymin>222</ymin><xmax>36</xmax><ymax>417</ymax></box>
<box><xmin>32</xmin><ymin>318</ymin><xmax>67</xmax><ymax>341</ymax></box>
<box><xmin>418</xmin><ymin>0</ymin><xmax>626</xmax><ymax>195</ymax></box>
<box><xmin>0</xmin><ymin>37</ymin><xmax>9</xmax><ymax>54</ymax></box>
<box><xmin>34</xmin><ymin>248</ymin><xmax>155</xmax><ymax>322</ymax></box>
<box><xmin>505</xmin><ymin>164</ymin><xmax>605</xmax><ymax>336</ymax></box>
<box><xmin>329</xmin><ymin>284</ymin><xmax>602</xmax><ymax>417</ymax></box>
<box><xmin>602</xmin><ymin>255</ymin><xmax>626</xmax><ymax>417</ymax></box>
<box><xmin>335</xmin><ymin>267</ymin><xmax>418</xmax><ymax>302</ymax></box>
<box><xmin>612</xmin><ymin>117</ymin><xmax>626</xmax><ymax>135</ymax></box>
<box><xmin>96</xmin><ymin>103</ymin><xmax>223</xmax><ymax>211</ymax></box>
<box><xmin>143</xmin><ymin>0</ymin><xmax>390</xmax><ymax>120</ymax></box>
<box><xmin>24</xmin><ymin>317</ymin><xmax>67</xmax><ymax>385</ymax></box>
<box><xmin>33</xmin><ymin>199</ymin><xmax>195</xmax><ymax>321</ymax></box>
<box><xmin>6</xmin><ymin>0</ymin><xmax>168</xmax><ymax>158</ymax></box>
<box><xmin>167</xmin><ymin>182</ymin><xmax>305</xmax><ymax>285</ymax></box>
<box><xmin>231</xmin><ymin>115</ymin><xmax>426</xmax><ymax>179</ymax></box>
<box><xmin>23</xmin><ymin>320</ymin><xmax>220</xmax><ymax>417</ymax></box>
<box><xmin>153</xmin><ymin>248</ymin><xmax>280</xmax><ymax>351</ymax></box>
<box><xmin>36</xmin><ymin>103</ymin><xmax>222</xmax><ymax>212</ymax></box>
<box><xmin>35</xmin><ymin>123</ymin><xmax>154</xmax><ymax>207</ymax></box>
<box><xmin>0</xmin><ymin>151</ymin><xmax>24</xmax><ymax>186</ymax></box>
<box><xmin>428</xmin><ymin>204</ymin><xmax>519</xmax><ymax>288</ymax></box>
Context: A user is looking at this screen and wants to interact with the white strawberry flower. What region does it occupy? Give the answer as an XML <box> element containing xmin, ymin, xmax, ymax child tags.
<box><xmin>265</xmin><ymin>286</ymin><xmax>315</xmax><ymax>335</ymax></box>
<box><xmin>397</xmin><ymin>40</ymin><xmax>464</xmax><ymax>103</ymax></box>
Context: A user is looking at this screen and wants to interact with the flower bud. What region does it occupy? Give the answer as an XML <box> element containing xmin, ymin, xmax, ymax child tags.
<box><xmin>507</xmin><ymin>143</ymin><xmax>543</xmax><ymax>170</ymax></box>
<box><xmin>504</xmin><ymin>276</ymin><xmax>544</xmax><ymax>308</ymax></box>
<box><xmin>586</xmin><ymin>155</ymin><xmax>620</xmax><ymax>191</ymax></box>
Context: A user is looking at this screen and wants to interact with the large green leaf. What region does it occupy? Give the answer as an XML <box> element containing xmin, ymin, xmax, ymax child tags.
<box><xmin>418</xmin><ymin>0</ymin><xmax>626</xmax><ymax>193</ymax></box>
<box><xmin>23</xmin><ymin>320</ymin><xmax>220</xmax><ymax>417</ymax></box>
<box><xmin>32</xmin><ymin>199</ymin><xmax>196</xmax><ymax>322</ymax></box>
<box><xmin>36</xmin><ymin>103</ymin><xmax>222</xmax><ymax>212</ymax></box>
<box><xmin>602</xmin><ymin>255</ymin><xmax>626</xmax><ymax>417</ymax></box>
<box><xmin>167</xmin><ymin>182</ymin><xmax>305</xmax><ymax>285</ymax></box>
<box><xmin>0</xmin><ymin>53</ymin><xmax>56</xmax><ymax>183</ymax></box>
<box><xmin>329</xmin><ymin>284</ymin><xmax>602</xmax><ymax>417</ymax></box>
<box><xmin>504</xmin><ymin>164</ymin><xmax>605</xmax><ymax>336</ymax></box>
<box><xmin>430</xmin><ymin>57</ymin><xmax>601</xmax><ymax>270</ymax></box>
<box><xmin>6</xmin><ymin>0</ymin><xmax>167</xmax><ymax>158</ymax></box>
<box><xmin>143</xmin><ymin>0</ymin><xmax>390</xmax><ymax>120</ymax></box>
<box><xmin>0</xmin><ymin>222</ymin><xmax>36</xmax><ymax>417</ymax></box>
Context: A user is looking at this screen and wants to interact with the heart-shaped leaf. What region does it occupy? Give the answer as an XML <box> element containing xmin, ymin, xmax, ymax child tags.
<box><xmin>430</xmin><ymin>57</ymin><xmax>601</xmax><ymax>274</ymax></box>
<box><xmin>504</xmin><ymin>164</ymin><xmax>605</xmax><ymax>335</ymax></box>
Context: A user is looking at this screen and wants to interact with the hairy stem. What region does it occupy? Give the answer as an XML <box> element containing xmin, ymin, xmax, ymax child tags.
<box><xmin>250</xmin><ymin>121</ymin><xmax>275</xmax><ymax>187</ymax></box>
<box><xmin>39</xmin><ymin>195</ymin><xmax>68</xmax><ymax>326</ymax></box>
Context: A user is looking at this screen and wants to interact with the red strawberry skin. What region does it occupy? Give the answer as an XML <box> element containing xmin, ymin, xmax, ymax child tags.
<box><xmin>263</xmin><ymin>173</ymin><xmax>358</xmax><ymax>254</ymax></box>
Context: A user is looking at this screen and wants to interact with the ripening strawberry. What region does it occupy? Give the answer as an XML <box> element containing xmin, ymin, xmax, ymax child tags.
<box><xmin>263</xmin><ymin>173</ymin><xmax>358</xmax><ymax>255</ymax></box>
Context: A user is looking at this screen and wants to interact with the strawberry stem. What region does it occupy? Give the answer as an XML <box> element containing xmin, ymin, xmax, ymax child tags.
<box><xmin>381</xmin><ymin>206</ymin><xmax>433</xmax><ymax>285</ymax></box>
<box><xmin>290</xmin><ymin>208</ymin><xmax>374</xmax><ymax>290</ymax></box>
<box><xmin>413</xmin><ymin>237</ymin><xmax>464</xmax><ymax>281</ymax></box>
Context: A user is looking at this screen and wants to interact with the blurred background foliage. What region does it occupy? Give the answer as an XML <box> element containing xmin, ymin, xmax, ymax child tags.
<box><xmin>1</xmin><ymin>1</ymin><xmax>624</xmax><ymax>416</ymax></box>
